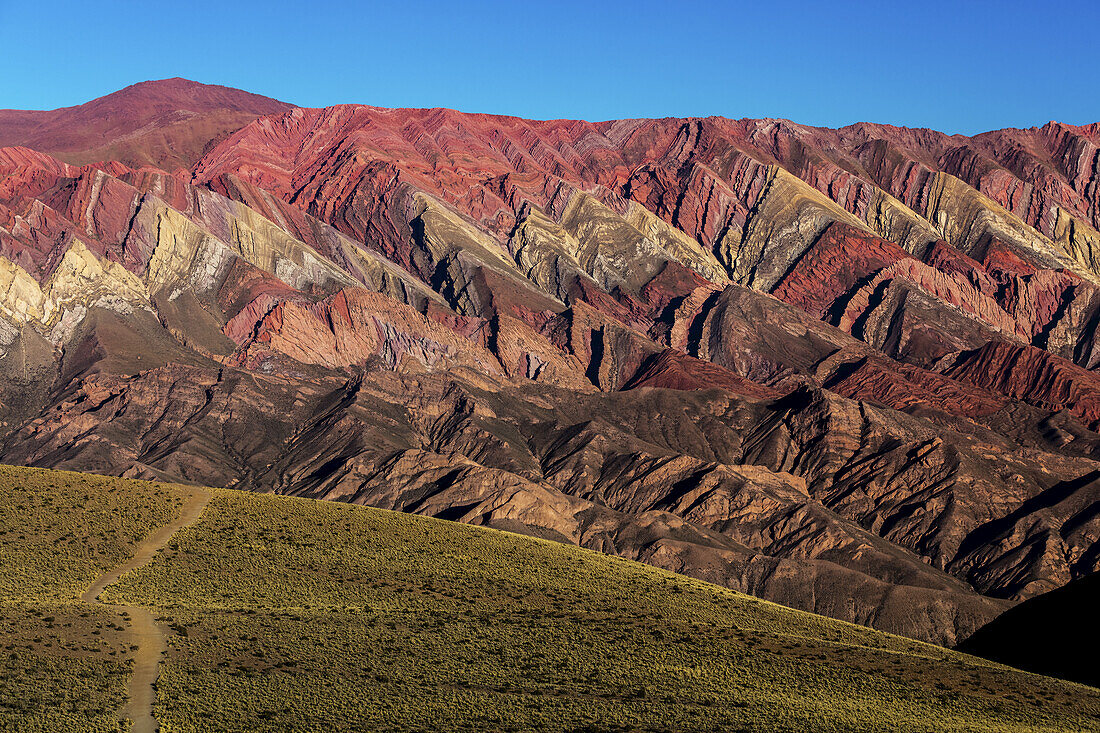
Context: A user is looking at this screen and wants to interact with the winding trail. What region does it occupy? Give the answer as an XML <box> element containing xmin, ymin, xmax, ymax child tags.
<box><xmin>80</xmin><ymin>487</ymin><xmax>213</xmax><ymax>733</ymax></box>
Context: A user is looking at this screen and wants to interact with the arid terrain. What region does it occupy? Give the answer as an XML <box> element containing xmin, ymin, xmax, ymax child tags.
<box><xmin>2</xmin><ymin>79</ymin><xmax>1100</xmax><ymax>654</ymax></box>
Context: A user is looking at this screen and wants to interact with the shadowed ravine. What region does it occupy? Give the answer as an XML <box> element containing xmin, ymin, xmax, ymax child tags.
<box><xmin>80</xmin><ymin>488</ymin><xmax>213</xmax><ymax>733</ymax></box>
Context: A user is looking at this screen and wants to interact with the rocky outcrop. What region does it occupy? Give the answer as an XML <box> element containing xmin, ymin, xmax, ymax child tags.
<box><xmin>620</xmin><ymin>349</ymin><xmax>778</xmax><ymax>400</ymax></box>
<box><xmin>225</xmin><ymin>288</ymin><xmax>503</xmax><ymax>375</ymax></box>
<box><xmin>822</xmin><ymin>355</ymin><xmax>1008</xmax><ymax>418</ymax></box>
<box><xmin>943</xmin><ymin>342</ymin><xmax>1100</xmax><ymax>431</ymax></box>
<box><xmin>770</xmin><ymin>222</ymin><xmax>912</xmax><ymax>320</ymax></box>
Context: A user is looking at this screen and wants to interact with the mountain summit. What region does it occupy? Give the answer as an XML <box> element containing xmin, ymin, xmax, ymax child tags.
<box><xmin>0</xmin><ymin>78</ymin><xmax>290</xmax><ymax>169</ymax></box>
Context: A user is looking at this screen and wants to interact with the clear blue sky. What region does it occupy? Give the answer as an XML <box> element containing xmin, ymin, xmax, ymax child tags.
<box><xmin>1</xmin><ymin>0</ymin><xmax>1096</xmax><ymax>134</ymax></box>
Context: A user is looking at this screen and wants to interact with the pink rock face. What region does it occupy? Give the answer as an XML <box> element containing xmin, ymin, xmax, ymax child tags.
<box><xmin>228</xmin><ymin>289</ymin><xmax>503</xmax><ymax>375</ymax></box>
<box><xmin>771</xmin><ymin>222</ymin><xmax>914</xmax><ymax>320</ymax></box>
<box><xmin>0</xmin><ymin>146</ymin><xmax>76</xmax><ymax>202</ymax></box>
<box><xmin>838</xmin><ymin>258</ymin><xmax>1027</xmax><ymax>340</ymax></box>
<box><xmin>5</xmin><ymin>81</ymin><xmax>1100</xmax><ymax>647</ymax></box>
<box><xmin>999</xmin><ymin>269</ymin><xmax>1083</xmax><ymax>340</ymax></box>
<box><xmin>0</xmin><ymin>78</ymin><xmax>291</xmax><ymax>169</ymax></box>
<box><xmin>925</xmin><ymin>240</ymin><xmax>997</xmax><ymax>295</ymax></box>
<box><xmin>983</xmin><ymin>239</ymin><xmax>1038</xmax><ymax>281</ymax></box>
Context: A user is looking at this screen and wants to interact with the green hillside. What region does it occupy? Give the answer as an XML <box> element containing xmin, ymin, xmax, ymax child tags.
<box><xmin>0</xmin><ymin>466</ymin><xmax>193</xmax><ymax>732</ymax></box>
<box><xmin>2</xmin><ymin>465</ymin><xmax>1099</xmax><ymax>732</ymax></box>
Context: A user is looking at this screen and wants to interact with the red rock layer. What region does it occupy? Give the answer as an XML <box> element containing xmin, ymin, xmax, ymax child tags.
<box><xmin>771</xmin><ymin>222</ymin><xmax>912</xmax><ymax>320</ymax></box>
<box><xmin>825</xmin><ymin>356</ymin><xmax>1007</xmax><ymax>418</ymax></box>
<box><xmin>944</xmin><ymin>342</ymin><xmax>1100</xmax><ymax>431</ymax></box>
<box><xmin>620</xmin><ymin>349</ymin><xmax>779</xmax><ymax>400</ymax></box>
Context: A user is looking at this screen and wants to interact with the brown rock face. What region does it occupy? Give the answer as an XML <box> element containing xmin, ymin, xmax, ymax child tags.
<box><xmin>2</xmin><ymin>81</ymin><xmax>1100</xmax><ymax>647</ymax></box>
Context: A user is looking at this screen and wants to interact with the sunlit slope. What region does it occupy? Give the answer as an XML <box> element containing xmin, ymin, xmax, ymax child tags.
<box><xmin>106</xmin><ymin>488</ymin><xmax>1100</xmax><ymax>733</ymax></box>
<box><xmin>0</xmin><ymin>466</ymin><xmax>193</xmax><ymax>732</ymax></box>
<box><xmin>2</xmin><ymin>463</ymin><xmax>1099</xmax><ymax>732</ymax></box>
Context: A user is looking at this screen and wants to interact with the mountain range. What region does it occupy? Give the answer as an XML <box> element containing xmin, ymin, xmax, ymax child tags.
<box><xmin>2</xmin><ymin>78</ymin><xmax>1099</xmax><ymax>657</ymax></box>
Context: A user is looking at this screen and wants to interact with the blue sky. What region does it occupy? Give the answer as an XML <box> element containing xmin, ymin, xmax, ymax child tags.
<box><xmin>1</xmin><ymin>0</ymin><xmax>1096</xmax><ymax>134</ymax></box>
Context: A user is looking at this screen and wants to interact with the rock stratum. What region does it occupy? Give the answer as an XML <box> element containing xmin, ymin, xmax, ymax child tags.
<box><xmin>2</xmin><ymin>80</ymin><xmax>1100</xmax><ymax>647</ymax></box>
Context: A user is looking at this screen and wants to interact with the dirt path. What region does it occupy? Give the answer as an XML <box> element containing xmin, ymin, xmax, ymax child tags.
<box><xmin>81</xmin><ymin>487</ymin><xmax>212</xmax><ymax>733</ymax></box>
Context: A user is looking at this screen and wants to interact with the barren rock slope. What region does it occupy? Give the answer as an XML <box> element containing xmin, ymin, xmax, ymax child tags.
<box><xmin>2</xmin><ymin>81</ymin><xmax>1100</xmax><ymax>646</ymax></box>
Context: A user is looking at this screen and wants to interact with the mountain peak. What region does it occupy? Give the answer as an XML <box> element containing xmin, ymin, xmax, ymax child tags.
<box><xmin>0</xmin><ymin>78</ymin><xmax>292</xmax><ymax>169</ymax></box>
<box><xmin>87</xmin><ymin>77</ymin><xmax>291</xmax><ymax>114</ymax></box>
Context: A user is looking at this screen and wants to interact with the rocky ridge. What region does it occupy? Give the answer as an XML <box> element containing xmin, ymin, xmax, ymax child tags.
<box><xmin>1</xmin><ymin>82</ymin><xmax>1100</xmax><ymax>646</ymax></box>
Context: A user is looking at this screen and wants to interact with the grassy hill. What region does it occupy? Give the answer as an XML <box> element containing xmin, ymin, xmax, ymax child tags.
<box><xmin>0</xmin><ymin>465</ymin><xmax>193</xmax><ymax>732</ymax></box>
<box><xmin>1</xmin><ymin>465</ymin><xmax>1099</xmax><ymax>731</ymax></box>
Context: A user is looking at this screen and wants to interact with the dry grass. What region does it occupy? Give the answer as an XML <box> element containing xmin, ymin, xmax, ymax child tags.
<box><xmin>3</xmin><ymin>463</ymin><xmax>1098</xmax><ymax>732</ymax></box>
<box><xmin>108</xmin><ymin>489</ymin><xmax>1100</xmax><ymax>733</ymax></box>
<box><xmin>0</xmin><ymin>465</ymin><xmax>190</xmax><ymax>600</ymax></box>
<box><xmin>0</xmin><ymin>602</ymin><xmax>134</xmax><ymax>733</ymax></box>
<box><xmin>0</xmin><ymin>465</ymin><xmax>193</xmax><ymax>732</ymax></box>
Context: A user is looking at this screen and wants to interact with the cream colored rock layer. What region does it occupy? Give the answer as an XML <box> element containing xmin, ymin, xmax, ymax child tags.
<box><xmin>861</xmin><ymin>187</ymin><xmax>941</xmax><ymax>254</ymax></box>
<box><xmin>720</xmin><ymin>166</ymin><xmax>874</xmax><ymax>290</ymax></box>
<box><xmin>0</xmin><ymin>193</ymin><xmax>379</xmax><ymax>353</ymax></box>
<box><xmin>0</xmin><ymin>240</ymin><xmax>149</xmax><ymax>345</ymax></box>
<box><xmin>920</xmin><ymin>171</ymin><xmax>1100</xmax><ymax>285</ymax></box>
